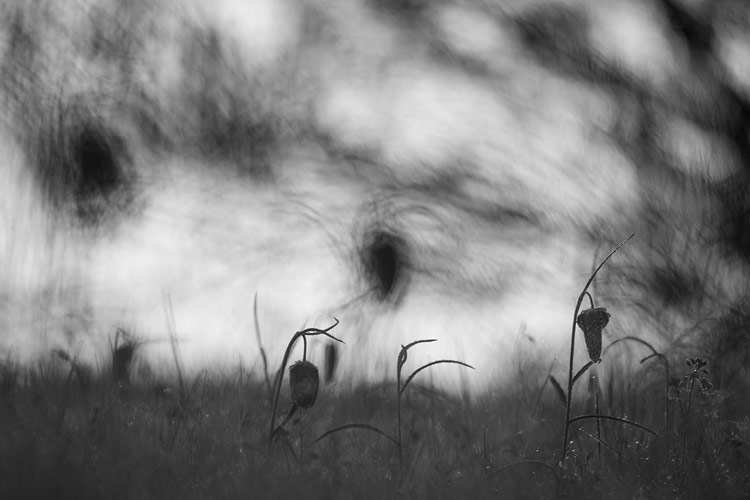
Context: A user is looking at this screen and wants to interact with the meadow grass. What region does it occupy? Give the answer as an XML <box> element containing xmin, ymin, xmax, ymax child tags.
<box><xmin>1</xmin><ymin>239</ymin><xmax>748</xmax><ymax>499</ymax></box>
<box><xmin>0</xmin><ymin>342</ymin><xmax>748</xmax><ymax>499</ymax></box>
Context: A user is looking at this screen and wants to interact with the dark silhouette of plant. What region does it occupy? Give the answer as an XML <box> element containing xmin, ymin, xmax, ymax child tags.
<box><xmin>558</xmin><ymin>234</ymin><xmax>660</xmax><ymax>466</ymax></box>
<box><xmin>314</xmin><ymin>339</ymin><xmax>473</xmax><ymax>464</ymax></box>
<box><xmin>268</xmin><ymin>319</ymin><xmax>344</xmax><ymax>448</ymax></box>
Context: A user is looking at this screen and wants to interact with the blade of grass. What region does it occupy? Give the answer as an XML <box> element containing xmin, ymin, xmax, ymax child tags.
<box><xmin>163</xmin><ymin>290</ymin><xmax>185</xmax><ymax>400</ymax></box>
<box><xmin>549</xmin><ymin>375</ymin><xmax>566</xmax><ymax>407</ymax></box>
<box><xmin>253</xmin><ymin>293</ymin><xmax>273</xmax><ymax>401</ymax></box>
<box><xmin>567</xmin><ymin>414</ymin><xmax>660</xmax><ymax>438</ymax></box>
<box><xmin>313</xmin><ymin>423</ymin><xmax>399</xmax><ymax>447</ymax></box>
<box><xmin>399</xmin><ymin>360</ymin><xmax>474</xmax><ymax>396</ymax></box>
<box><xmin>571</xmin><ymin>361</ymin><xmax>595</xmax><ymax>386</ymax></box>
<box><xmin>485</xmin><ymin>460</ymin><xmax>558</xmax><ymax>482</ymax></box>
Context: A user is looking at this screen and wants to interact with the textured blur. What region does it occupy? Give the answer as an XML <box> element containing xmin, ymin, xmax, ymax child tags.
<box><xmin>1</xmin><ymin>0</ymin><xmax>749</xmax><ymax>394</ymax></box>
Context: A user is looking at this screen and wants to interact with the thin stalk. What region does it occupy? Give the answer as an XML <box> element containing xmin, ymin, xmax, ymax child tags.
<box><xmin>252</xmin><ymin>294</ymin><xmax>273</xmax><ymax>401</ymax></box>
<box><xmin>567</xmin><ymin>414</ymin><xmax>660</xmax><ymax>438</ymax></box>
<box><xmin>163</xmin><ymin>290</ymin><xmax>185</xmax><ymax>401</ymax></box>
<box><xmin>313</xmin><ymin>423</ymin><xmax>398</xmax><ymax>446</ymax></box>
<box><xmin>397</xmin><ymin>347</ymin><xmax>403</xmax><ymax>464</ymax></box>
<box><xmin>593</xmin><ymin>370</ymin><xmax>601</xmax><ymax>466</ymax></box>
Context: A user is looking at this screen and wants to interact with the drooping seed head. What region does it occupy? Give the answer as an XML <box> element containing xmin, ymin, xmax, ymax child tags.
<box><xmin>289</xmin><ymin>360</ymin><xmax>319</xmax><ymax>409</ymax></box>
<box><xmin>576</xmin><ymin>306</ymin><xmax>610</xmax><ymax>363</ymax></box>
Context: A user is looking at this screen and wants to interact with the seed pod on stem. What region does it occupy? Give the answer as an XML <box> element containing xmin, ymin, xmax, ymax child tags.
<box><xmin>289</xmin><ymin>360</ymin><xmax>319</xmax><ymax>409</ymax></box>
<box><xmin>576</xmin><ymin>306</ymin><xmax>610</xmax><ymax>363</ymax></box>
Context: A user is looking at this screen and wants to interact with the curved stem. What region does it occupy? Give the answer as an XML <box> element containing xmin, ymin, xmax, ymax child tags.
<box><xmin>397</xmin><ymin>346</ymin><xmax>403</xmax><ymax>464</ymax></box>
<box><xmin>313</xmin><ymin>423</ymin><xmax>399</xmax><ymax>447</ymax></box>
<box><xmin>399</xmin><ymin>360</ymin><xmax>474</xmax><ymax>397</ymax></box>
<box><xmin>269</xmin><ymin>331</ymin><xmax>303</xmax><ymax>447</ymax></box>
<box><xmin>583</xmin><ymin>291</ymin><xmax>594</xmax><ymax>309</ymax></box>
<box><xmin>485</xmin><ymin>460</ymin><xmax>558</xmax><ymax>482</ymax></box>
<box><xmin>571</xmin><ymin>361</ymin><xmax>595</xmax><ymax>387</ymax></box>
<box><xmin>567</xmin><ymin>414</ymin><xmax>660</xmax><ymax>438</ymax></box>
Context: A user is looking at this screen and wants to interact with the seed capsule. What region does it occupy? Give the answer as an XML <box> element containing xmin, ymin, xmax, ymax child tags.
<box><xmin>576</xmin><ymin>307</ymin><xmax>610</xmax><ymax>363</ymax></box>
<box><xmin>289</xmin><ymin>360</ymin><xmax>319</xmax><ymax>409</ymax></box>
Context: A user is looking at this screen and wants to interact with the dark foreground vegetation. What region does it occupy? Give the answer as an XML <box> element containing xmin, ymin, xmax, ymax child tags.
<box><xmin>0</xmin><ymin>347</ymin><xmax>749</xmax><ymax>500</ymax></box>
<box><xmin>3</xmin><ymin>242</ymin><xmax>749</xmax><ymax>499</ymax></box>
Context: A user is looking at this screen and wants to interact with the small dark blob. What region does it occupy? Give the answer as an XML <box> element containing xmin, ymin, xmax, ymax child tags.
<box><xmin>111</xmin><ymin>328</ymin><xmax>138</xmax><ymax>386</ymax></box>
<box><xmin>112</xmin><ymin>341</ymin><xmax>136</xmax><ymax>386</ymax></box>
<box><xmin>362</xmin><ymin>229</ymin><xmax>409</xmax><ymax>302</ymax></box>
<box><xmin>324</xmin><ymin>342</ymin><xmax>338</xmax><ymax>384</ymax></box>
<box><xmin>68</xmin><ymin>125</ymin><xmax>132</xmax><ymax>224</ymax></box>
<box><xmin>73</xmin><ymin>128</ymin><xmax>120</xmax><ymax>198</ymax></box>
<box><xmin>659</xmin><ymin>0</ymin><xmax>713</xmax><ymax>54</ymax></box>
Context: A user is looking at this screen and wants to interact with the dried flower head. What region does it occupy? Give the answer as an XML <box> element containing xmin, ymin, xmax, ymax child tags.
<box><xmin>576</xmin><ymin>306</ymin><xmax>610</xmax><ymax>363</ymax></box>
<box><xmin>289</xmin><ymin>360</ymin><xmax>319</xmax><ymax>409</ymax></box>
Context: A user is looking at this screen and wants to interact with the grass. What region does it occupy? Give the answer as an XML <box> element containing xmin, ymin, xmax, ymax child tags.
<box><xmin>1</xmin><ymin>344</ymin><xmax>748</xmax><ymax>499</ymax></box>
<box><xmin>312</xmin><ymin>338</ymin><xmax>473</xmax><ymax>465</ymax></box>
<box><xmin>1</xmin><ymin>238</ymin><xmax>749</xmax><ymax>499</ymax></box>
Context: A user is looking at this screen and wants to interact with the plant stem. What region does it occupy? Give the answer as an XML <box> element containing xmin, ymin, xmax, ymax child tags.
<box><xmin>559</xmin><ymin>234</ymin><xmax>634</xmax><ymax>465</ymax></box>
<box><xmin>397</xmin><ymin>351</ymin><xmax>403</xmax><ymax>465</ymax></box>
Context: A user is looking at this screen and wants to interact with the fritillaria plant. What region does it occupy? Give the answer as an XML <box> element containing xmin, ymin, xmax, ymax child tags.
<box><xmin>269</xmin><ymin>319</ymin><xmax>343</xmax><ymax>447</ymax></box>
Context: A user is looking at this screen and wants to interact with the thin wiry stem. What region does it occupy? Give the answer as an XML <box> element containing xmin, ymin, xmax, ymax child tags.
<box><xmin>314</xmin><ymin>423</ymin><xmax>399</xmax><ymax>447</ymax></box>
<box><xmin>571</xmin><ymin>361</ymin><xmax>595</xmax><ymax>386</ymax></box>
<box><xmin>401</xmin><ymin>339</ymin><xmax>437</xmax><ymax>352</ymax></box>
<box><xmin>396</xmin><ymin>339</ymin><xmax>436</xmax><ymax>464</ymax></box>
<box><xmin>397</xmin><ymin>347</ymin><xmax>404</xmax><ymax>463</ymax></box>
<box><xmin>399</xmin><ymin>360</ymin><xmax>474</xmax><ymax>397</ymax></box>
<box><xmin>579</xmin><ymin>428</ymin><xmax>621</xmax><ymax>458</ymax></box>
<box><xmin>602</xmin><ymin>336</ymin><xmax>662</xmax><ymax>360</ymax></box>
<box><xmin>567</xmin><ymin>414</ymin><xmax>660</xmax><ymax>438</ymax></box>
<box><xmin>252</xmin><ymin>293</ymin><xmax>273</xmax><ymax>401</ymax></box>
<box><xmin>583</xmin><ymin>291</ymin><xmax>595</xmax><ymax>309</ymax></box>
<box><xmin>163</xmin><ymin>290</ymin><xmax>185</xmax><ymax>401</ymax></box>
<box><xmin>485</xmin><ymin>460</ymin><xmax>558</xmax><ymax>483</ymax></box>
<box><xmin>593</xmin><ymin>370</ymin><xmax>602</xmax><ymax>466</ymax></box>
<box><xmin>270</xmin><ymin>403</ymin><xmax>299</xmax><ymax>442</ymax></box>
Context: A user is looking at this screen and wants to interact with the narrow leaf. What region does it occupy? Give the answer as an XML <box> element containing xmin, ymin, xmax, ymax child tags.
<box><xmin>313</xmin><ymin>423</ymin><xmax>398</xmax><ymax>447</ymax></box>
<box><xmin>571</xmin><ymin>361</ymin><xmax>595</xmax><ymax>386</ymax></box>
<box><xmin>567</xmin><ymin>414</ymin><xmax>660</xmax><ymax>438</ymax></box>
<box><xmin>549</xmin><ymin>375</ymin><xmax>566</xmax><ymax>406</ymax></box>
<box><xmin>400</xmin><ymin>360</ymin><xmax>474</xmax><ymax>396</ymax></box>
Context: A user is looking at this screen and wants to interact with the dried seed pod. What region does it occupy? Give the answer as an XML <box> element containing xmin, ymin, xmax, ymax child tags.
<box><xmin>576</xmin><ymin>306</ymin><xmax>610</xmax><ymax>363</ymax></box>
<box><xmin>289</xmin><ymin>360</ymin><xmax>319</xmax><ymax>409</ymax></box>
